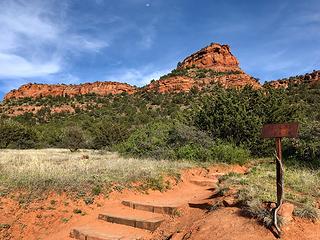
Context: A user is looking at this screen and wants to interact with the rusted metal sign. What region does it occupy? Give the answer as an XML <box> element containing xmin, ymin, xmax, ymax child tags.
<box><xmin>262</xmin><ymin>122</ymin><xmax>299</xmax><ymax>238</ymax></box>
<box><xmin>261</xmin><ymin>123</ymin><xmax>299</xmax><ymax>138</ymax></box>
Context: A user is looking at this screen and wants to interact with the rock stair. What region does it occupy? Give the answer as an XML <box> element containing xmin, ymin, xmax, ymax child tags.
<box><xmin>70</xmin><ymin>220</ymin><xmax>146</xmax><ymax>240</ymax></box>
<box><xmin>189</xmin><ymin>177</ymin><xmax>219</xmax><ymax>187</ymax></box>
<box><xmin>98</xmin><ymin>212</ymin><xmax>164</xmax><ymax>231</ymax></box>
<box><xmin>70</xmin><ymin>175</ymin><xmax>222</xmax><ymax>240</ymax></box>
<box><xmin>122</xmin><ymin>200</ymin><xmax>182</xmax><ymax>215</ymax></box>
<box><xmin>70</xmin><ymin>227</ymin><xmax>124</xmax><ymax>240</ymax></box>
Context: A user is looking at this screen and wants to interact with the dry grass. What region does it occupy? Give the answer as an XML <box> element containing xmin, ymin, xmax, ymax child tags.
<box><xmin>218</xmin><ymin>160</ymin><xmax>320</xmax><ymax>221</ymax></box>
<box><xmin>0</xmin><ymin>149</ymin><xmax>195</xmax><ymax>196</ymax></box>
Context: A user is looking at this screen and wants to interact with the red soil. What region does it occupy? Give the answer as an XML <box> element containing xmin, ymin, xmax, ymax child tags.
<box><xmin>180</xmin><ymin>208</ymin><xmax>320</xmax><ymax>240</ymax></box>
<box><xmin>0</xmin><ymin>165</ymin><xmax>319</xmax><ymax>240</ymax></box>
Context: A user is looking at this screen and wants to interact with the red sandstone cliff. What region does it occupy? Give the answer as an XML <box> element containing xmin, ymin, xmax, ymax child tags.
<box><xmin>145</xmin><ymin>43</ymin><xmax>261</xmax><ymax>92</ymax></box>
<box><xmin>144</xmin><ymin>74</ymin><xmax>260</xmax><ymax>93</ymax></box>
<box><xmin>177</xmin><ymin>43</ymin><xmax>241</xmax><ymax>72</ymax></box>
<box><xmin>264</xmin><ymin>70</ymin><xmax>320</xmax><ymax>89</ymax></box>
<box><xmin>4</xmin><ymin>82</ymin><xmax>137</xmax><ymax>100</ymax></box>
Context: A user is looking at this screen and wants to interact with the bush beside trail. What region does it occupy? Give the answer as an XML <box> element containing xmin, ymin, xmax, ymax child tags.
<box><xmin>115</xmin><ymin>120</ymin><xmax>250</xmax><ymax>165</ymax></box>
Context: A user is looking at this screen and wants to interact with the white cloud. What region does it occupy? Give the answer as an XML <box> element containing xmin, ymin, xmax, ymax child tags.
<box><xmin>0</xmin><ymin>0</ymin><xmax>108</xmax><ymax>79</ymax></box>
<box><xmin>103</xmin><ymin>66</ymin><xmax>171</xmax><ymax>86</ymax></box>
<box><xmin>0</xmin><ymin>2</ymin><xmax>59</xmax><ymax>42</ymax></box>
<box><xmin>0</xmin><ymin>53</ymin><xmax>60</xmax><ymax>78</ymax></box>
<box><xmin>139</xmin><ymin>25</ymin><xmax>156</xmax><ymax>49</ymax></box>
<box><xmin>65</xmin><ymin>35</ymin><xmax>109</xmax><ymax>53</ymax></box>
<box><xmin>135</xmin><ymin>17</ymin><xmax>158</xmax><ymax>49</ymax></box>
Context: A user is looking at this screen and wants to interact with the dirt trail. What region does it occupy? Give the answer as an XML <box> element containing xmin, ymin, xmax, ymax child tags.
<box><xmin>180</xmin><ymin>207</ymin><xmax>320</xmax><ymax>240</ymax></box>
<box><xmin>1</xmin><ymin>164</ymin><xmax>319</xmax><ymax>240</ymax></box>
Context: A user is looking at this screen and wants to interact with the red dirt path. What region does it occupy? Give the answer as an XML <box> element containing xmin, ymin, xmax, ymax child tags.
<box><xmin>0</xmin><ymin>165</ymin><xmax>319</xmax><ymax>240</ymax></box>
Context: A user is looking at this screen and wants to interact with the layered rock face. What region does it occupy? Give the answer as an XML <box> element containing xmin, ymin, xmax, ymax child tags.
<box><xmin>177</xmin><ymin>43</ymin><xmax>241</xmax><ymax>72</ymax></box>
<box><xmin>144</xmin><ymin>74</ymin><xmax>259</xmax><ymax>93</ymax></box>
<box><xmin>145</xmin><ymin>43</ymin><xmax>261</xmax><ymax>92</ymax></box>
<box><xmin>4</xmin><ymin>82</ymin><xmax>137</xmax><ymax>100</ymax></box>
<box><xmin>265</xmin><ymin>70</ymin><xmax>320</xmax><ymax>89</ymax></box>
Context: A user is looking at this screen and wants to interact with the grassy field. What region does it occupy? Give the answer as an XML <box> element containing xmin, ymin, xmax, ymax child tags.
<box><xmin>0</xmin><ymin>149</ymin><xmax>195</xmax><ymax>197</ymax></box>
<box><xmin>218</xmin><ymin>159</ymin><xmax>320</xmax><ymax>222</ymax></box>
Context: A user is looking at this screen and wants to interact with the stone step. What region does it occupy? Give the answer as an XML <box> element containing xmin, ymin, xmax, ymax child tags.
<box><xmin>70</xmin><ymin>228</ymin><xmax>123</xmax><ymax>240</ymax></box>
<box><xmin>122</xmin><ymin>200</ymin><xmax>182</xmax><ymax>215</ymax></box>
<box><xmin>190</xmin><ymin>178</ymin><xmax>218</xmax><ymax>187</ymax></box>
<box><xmin>188</xmin><ymin>200</ymin><xmax>214</xmax><ymax>210</ymax></box>
<box><xmin>69</xmin><ymin>221</ymin><xmax>147</xmax><ymax>240</ymax></box>
<box><xmin>98</xmin><ymin>212</ymin><xmax>165</xmax><ymax>231</ymax></box>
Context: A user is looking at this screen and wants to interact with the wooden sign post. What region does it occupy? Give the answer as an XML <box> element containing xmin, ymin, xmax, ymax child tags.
<box><xmin>261</xmin><ymin>123</ymin><xmax>299</xmax><ymax>237</ymax></box>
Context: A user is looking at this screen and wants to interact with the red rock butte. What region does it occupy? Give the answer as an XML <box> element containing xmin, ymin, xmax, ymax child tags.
<box><xmin>4</xmin><ymin>82</ymin><xmax>137</xmax><ymax>101</ymax></box>
<box><xmin>145</xmin><ymin>43</ymin><xmax>261</xmax><ymax>92</ymax></box>
<box><xmin>177</xmin><ymin>43</ymin><xmax>241</xmax><ymax>72</ymax></box>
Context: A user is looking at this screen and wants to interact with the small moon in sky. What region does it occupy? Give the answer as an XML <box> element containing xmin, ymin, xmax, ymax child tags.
<box><xmin>146</xmin><ymin>3</ymin><xmax>151</xmax><ymax>7</ymax></box>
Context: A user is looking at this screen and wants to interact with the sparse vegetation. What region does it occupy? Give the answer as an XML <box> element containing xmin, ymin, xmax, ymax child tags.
<box><xmin>293</xmin><ymin>206</ymin><xmax>320</xmax><ymax>221</ymax></box>
<box><xmin>0</xmin><ymin>224</ymin><xmax>11</xmax><ymax>229</ymax></box>
<box><xmin>0</xmin><ymin>149</ymin><xmax>194</xmax><ymax>195</ymax></box>
<box><xmin>159</xmin><ymin>67</ymin><xmax>242</xmax><ymax>80</ymax></box>
<box><xmin>61</xmin><ymin>218</ymin><xmax>70</xmax><ymax>223</ymax></box>
<box><xmin>240</xmin><ymin>198</ymin><xmax>283</xmax><ymax>228</ymax></box>
<box><xmin>73</xmin><ymin>208</ymin><xmax>82</xmax><ymax>214</ymax></box>
<box><xmin>218</xmin><ymin>160</ymin><xmax>320</xmax><ymax>221</ymax></box>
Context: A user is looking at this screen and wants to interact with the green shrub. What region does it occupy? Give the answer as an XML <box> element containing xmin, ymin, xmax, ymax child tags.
<box><xmin>176</xmin><ymin>144</ymin><xmax>212</xmax><ymax>161</ymax></box>
<box><xmin>284</xmin><ymin>121</ymin><xmax>320</xmax><ymax>165</ymax></box>
<box><xmin>115</xmin><ymin>120</ymin><xmax>173</xmax><ymax>159</ymax></box>
<box><xmin>115</xmin><ymin>120</ymin><xmax>215</xmax><ymax>160</ymax></box>
<box><xmin>193</xmin><ymin>86</ymin><xmax>297</xmax><ymax>156</ymax></box>
<box><xmin>62</xmin><ymin>125</ymin><xmax>85</xmax><ymax>152</ymax></box>
<box><xmin>36</xmin><ymin>125</ymin><xmax>63</xmax><ymax>148</ymax></box>
<box><xmin>91</xmin><ymin>120</ymin><xmax>129</xmax><ymax>149</ymax></box>
<box><xmin>0</xmin><ymin>119</ymin><xmax>38</xmax><ymax>149</ymax></box>
<box><xmin>210</xmin><ymin>143</ymin><xmax>250</xmax><ymax>165</ymax></box>
<box><xmin>116</xmin><ymin>120</ymin><xmax>250</xmax><ymax>163</ymax></box>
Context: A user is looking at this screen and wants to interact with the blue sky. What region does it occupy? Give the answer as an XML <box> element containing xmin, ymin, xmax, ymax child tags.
<box><xmin>0</xmin><ymin>0</ymin><xmax>319</xmax><ymax>100</ymax></box>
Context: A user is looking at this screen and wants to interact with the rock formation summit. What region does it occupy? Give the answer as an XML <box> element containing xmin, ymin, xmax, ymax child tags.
<box><xmin>177</xmin><ymin>43</ymin><xmax>241</xmax><ymax>72</ymax></box>
<box><xmin>145</xmin><ymin>43</ymin><xmax>261</xmax><ymax>92</ymax></box>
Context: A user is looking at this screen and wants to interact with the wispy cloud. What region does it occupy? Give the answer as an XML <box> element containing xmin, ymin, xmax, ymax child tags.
<box><xmin>0</xmin><ymin>53</ymin><xmax>60</xmax><ymax>78</ymax></box>
<box><xmin>138</xmin><ymin>20</ymin><xmax>157</xmax><ymax>49</ymax></box>
<box><xmin>102</xmin><ymin>66</ymin><xmax>171</xmax><ymax>86</ymax></box>
<box><xmin>0</xmin><ymin>0</ymin><xmax>108</xmax><ymax>79</ymax></box>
